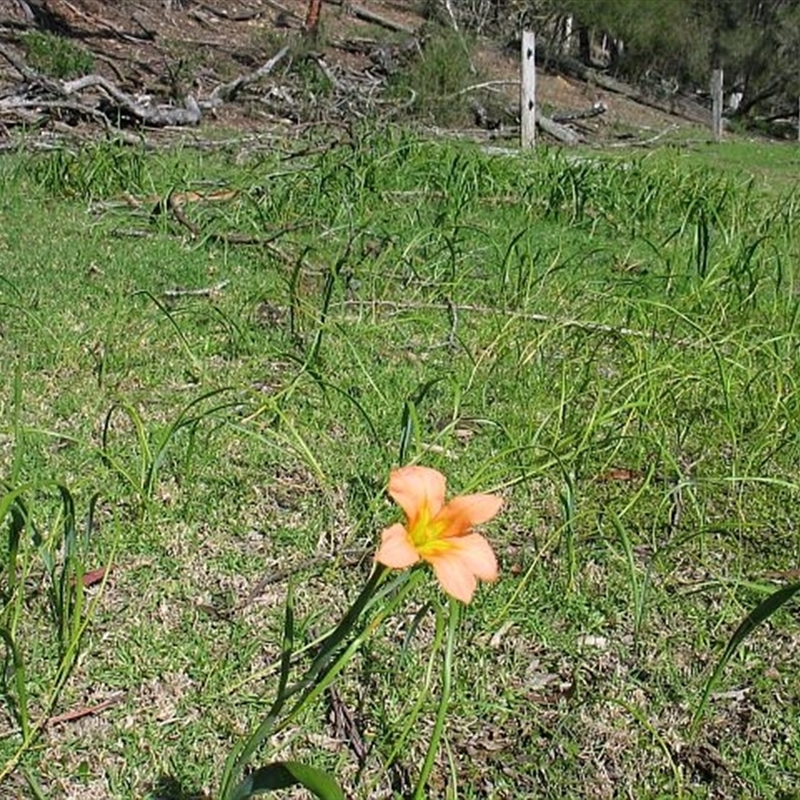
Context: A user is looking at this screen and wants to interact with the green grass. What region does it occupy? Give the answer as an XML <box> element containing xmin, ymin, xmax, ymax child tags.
<box><xmin>1</xmin><ymin>129</ymin><xmax>800</xmax><ymax>798</ymax></box>
<box><xmin>20</xmin><ymin>31</ymin><xmax>95</xmax><ymax>79</ymax></box>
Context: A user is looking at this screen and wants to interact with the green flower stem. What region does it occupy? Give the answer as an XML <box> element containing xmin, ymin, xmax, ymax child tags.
<box><xmin>286</xmin><ymin>564</ymin><xmax>389</xmax><ymax>700</ymax></box>
<box><xmin>222</xmin><ymin>563</ymin><xmax>421</xmax><ymax>799</ymax></box>
<box><xmin>375</xmin><ymin>601</ymin><xmax>447</xmax><ymax>793</ymax></box>
<box><xmin>413</xmin><ymin>597</ymin><xmax>460</xmax><ymax>799</ymax></box>
<box><xmin>276</xmin><ymin>569</ymin><xmax>425</xmax><ymax>735</ymax></box>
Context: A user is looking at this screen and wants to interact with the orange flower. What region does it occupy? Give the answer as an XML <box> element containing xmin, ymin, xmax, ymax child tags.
<box><xmin>375</xmin><ymin>466</ymin><xmax>503</xmax><ymax>603</ymax></box>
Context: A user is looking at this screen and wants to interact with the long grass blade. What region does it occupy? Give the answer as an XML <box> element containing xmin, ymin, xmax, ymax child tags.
<box><xmin>230</xmin><ymin>761</ymin><xmax>344</xmax><ymax>800</ymax></box>
<box><xmin>691</xmin><ymin>581</ymin><xmax>800</xmax><ymax>735</ymax></box>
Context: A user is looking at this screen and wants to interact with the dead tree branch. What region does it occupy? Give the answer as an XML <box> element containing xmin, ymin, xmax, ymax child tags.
<box><xmin>62</xmin><ymin>74</ymin><xmax>201</xmax><ymax>125</ymax></box>
<box><xmin>0</xmin><ymin>43</ymin><xmax>200</xmax><ymax>128</ymax></box>
<box><xmin>207</xmin><ymin>45</ymin><xmax>291</xmax><ymax>105</ymax></box>
<box><xmin>349</xmin><ymin>4</ymin><xmax>416</xmax><ymax>34</ymax></box>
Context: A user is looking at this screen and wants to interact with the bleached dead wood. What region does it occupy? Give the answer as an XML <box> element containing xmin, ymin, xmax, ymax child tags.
<box><xmin>0</xmin><ymin>43</ymin><xmax>201</xmax><ymax>127</ymax></box>
<box><xmin>62</xmin><ymin>74</ymin><xmax>201</xmax><ymax>125</ymax></box>
<box><xmin>207</xmin><ymin>45</ymin><xmax>291</xmax><ymax>105</ymax></box>
<box><xmin>0</xmin><ymin>96</ymin><xmax>111</xmax><ymax>127</ymax></box>
<box><xmin>537</xmin><ymin>112</ymin><xmax>580</xmax><ymax>145</ymax></box>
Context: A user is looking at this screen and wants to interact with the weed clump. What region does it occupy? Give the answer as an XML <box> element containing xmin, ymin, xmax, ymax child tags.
<box><xmin>21</xmin><ymin>31</ymin><xmax>94</xmax><ymax>79</ymax></box>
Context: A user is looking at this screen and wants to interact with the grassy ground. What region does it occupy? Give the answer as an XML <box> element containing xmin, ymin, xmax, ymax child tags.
<box><xmin>1</xmin><ymin>129</ymin><xmax>800</xmax><ymax>799</ymax></box>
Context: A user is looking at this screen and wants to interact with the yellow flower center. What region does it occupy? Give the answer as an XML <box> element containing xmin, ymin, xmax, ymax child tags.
<box><xmin>408</xmin><ymin>503</ymin><xmax>446</xmax><ymax>549</ymax></box>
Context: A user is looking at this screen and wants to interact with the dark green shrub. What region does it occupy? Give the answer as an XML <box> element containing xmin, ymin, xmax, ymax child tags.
<box><xmin>392</xmin><ymin>26</ymin><xmax>476</xmax><ymax>125</ymax></box>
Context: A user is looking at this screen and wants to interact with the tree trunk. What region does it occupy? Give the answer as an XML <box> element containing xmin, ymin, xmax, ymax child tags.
<box><xmin>732</xmin><ymin>79</ymin><xmax>784</xmax><ymax>118</ymax></box>
<box><xmin>305</xmin><ymin>0</ymin><xmax>322</xmax><ymax>32</ymax></box>
<box><xmin>578</xmin><ymin>25</ymin><xmax>591</xmax><ymax>65</ymax></box>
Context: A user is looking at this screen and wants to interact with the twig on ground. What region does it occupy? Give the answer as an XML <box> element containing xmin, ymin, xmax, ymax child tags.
<box><xmin>609</xmin><ymin>124</ymin><xmax>680</xmax><ymax>148</ymax></box>
<box><xmin>163</xmin><ymin>281</ymin><xmax>230</xmax><ymax>299</ymax></box>
<box><xmin>448</xmin><ymin>79</ymin><xmax>520</xmax><ymax>98</ymax></box>
<box><xmin>47</xmin><ymin>692</ymin><xmax>126</xmax><ymax>728</ymax></box>
<box><xmin>159</xmin><ymin>189</ymin><xmax>311</xmax><ymax>247</ymax></box>
<box><xmin>339</xmin><ymin>299</ymin><xmax>703</xmax><ymax>346</ymax></box>
<box><xmin>327</xmin><ymin>686</ymin><xmax>368</xmax><ymax>763</ymax></box>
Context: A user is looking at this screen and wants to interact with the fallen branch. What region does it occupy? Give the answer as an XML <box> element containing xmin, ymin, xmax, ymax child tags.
<box><xmin>63</xmin><ymin>74</ymin><xmax>201</xmax><ymax>126</ymax></box>
<box><xmin>0</xmin><ymin>45</ymin><xmax>202</xmax><ymax>128</ymax></box>
<box><xmin>163</xmin><ymin>281</ymin><xmax>230</xmax><ymax>299</ymax></box>
<box><xmin>208</xmin><ymin>45</ymin><xmax>291</xmax><ymax>105</ymax></box>
<box><xmin>0</xmin><ymin>97</ymin><xmax>112</xmax><ymax>128</ymax></box>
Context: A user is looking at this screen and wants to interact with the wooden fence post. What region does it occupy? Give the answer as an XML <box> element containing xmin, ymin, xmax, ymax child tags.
<box><xmin>521</xmin><ymin>31</ymin><xmax>536</xmax><ymax>148</ymax></box>
<box><xmin>711</xmin><ymin>68</ymin><xmax>723</xmax><ymax>142</ymax></box>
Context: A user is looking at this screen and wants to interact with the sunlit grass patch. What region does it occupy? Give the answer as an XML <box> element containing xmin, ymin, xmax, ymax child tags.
<box><xmin>1</xmin><ymin>130</ymin><xmax>800</xmax><ymax>797</ymax></box>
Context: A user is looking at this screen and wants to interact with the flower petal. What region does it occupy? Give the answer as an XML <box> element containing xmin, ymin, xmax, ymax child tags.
<box><xmin>374</xmin><ymin>523</ymin><xmax>420</xmax><ymax>569</ymax></box>
<box><xmin>426</xmin><ymin>534</ymin><xmax>498</xmax><ymax>603</ymax></box>
<box><xmin>435</xmin><ymin>493</ymin><xmax>503</xmax><ymax>538</ymax></box>
<box><xmin>388</xmin><ymin>466</ymin><xmax>447</xmax><ymax>523</ymax></box>
<box><xmin>429</xmin><ymin>552</ymin><xmax>478</xmax><ymax>603</ymax></box>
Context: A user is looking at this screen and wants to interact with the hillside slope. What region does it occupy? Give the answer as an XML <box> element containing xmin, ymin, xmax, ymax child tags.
<box><xmin>0</xmin><ymin>0</ymin><xmax>708</xmax><ymax>143</ymax></box>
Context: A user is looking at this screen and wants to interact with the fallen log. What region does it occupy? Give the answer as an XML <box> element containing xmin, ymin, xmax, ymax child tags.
<box><xmin>552</xmin><ymin>101</ymin><xmax>607</xmax><ymax>123</ymax></box>
<box><xmin>349</xmin><ymin>3</ymin><xmax>417</xmax><ymax>34</ymax></box>
<box><xmin>539</xmin><ymin>50</ymin><xmax>710</xmax><ymax>125</ymax></box>
<box><xmin>537</xmin><ymin>112</ymin><xmax>581</xmax><ymax>145</ymax></box>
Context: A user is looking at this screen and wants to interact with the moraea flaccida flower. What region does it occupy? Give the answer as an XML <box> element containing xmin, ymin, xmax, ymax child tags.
<box><xmin>375</xmin><ymin>466</ymin><xmax>503</xmax><ymax>603</ymax></box>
